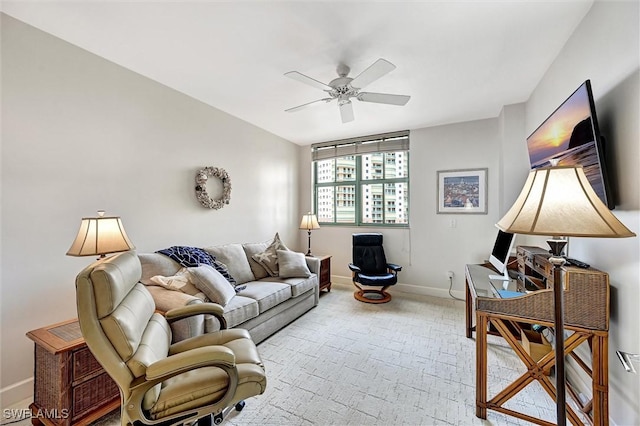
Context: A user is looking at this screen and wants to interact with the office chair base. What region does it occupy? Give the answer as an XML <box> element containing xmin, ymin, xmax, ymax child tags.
<box><xmin>353</xmin><ymin>284</ymin><xmax>392</xmax><ymax>304</ymax></box>
<box><xmin>210</xmin><ymin>401</ymin><xmax>246</xmax><ymax>425</ymax></box>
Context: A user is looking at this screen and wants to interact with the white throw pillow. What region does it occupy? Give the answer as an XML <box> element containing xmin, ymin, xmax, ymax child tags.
<box><xmin>187</xmin><ymin>264</ymin><xmax>236</xmax><ymax>306</ymax></box>
<box><xmin>277</xmin><ymin>250</ymin><xmax>311</xmax><ymax>278</ymax></box>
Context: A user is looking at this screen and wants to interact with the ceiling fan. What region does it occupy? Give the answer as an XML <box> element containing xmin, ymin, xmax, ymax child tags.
<box><xmin>284</xmin><ymin>58</ymin><xmax>410</xmax><ymax>123</ymax></box>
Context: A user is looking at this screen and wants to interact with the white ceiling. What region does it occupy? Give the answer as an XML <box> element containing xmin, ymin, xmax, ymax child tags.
<box><xmin>1</xmin><ymin>1</ymin><xmax>594</xmax><ymax>145</ymax></box>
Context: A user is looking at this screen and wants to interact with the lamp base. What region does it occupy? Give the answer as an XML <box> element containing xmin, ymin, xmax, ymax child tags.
<box><xmin>547</xmin><ymin>236</ymin><xmax>568</xmax><ymax>426</ymax></box>
<box><xmin>306</xmin><ymin>230</ymin><xmax>313</xmax><ymax>258</ymax></box>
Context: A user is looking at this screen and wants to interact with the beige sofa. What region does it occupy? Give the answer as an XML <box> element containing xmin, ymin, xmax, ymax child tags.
<box><xmin>137</xmin><ymin>240</ymin><xmax>320</xmax><ymax>344</ymax></box>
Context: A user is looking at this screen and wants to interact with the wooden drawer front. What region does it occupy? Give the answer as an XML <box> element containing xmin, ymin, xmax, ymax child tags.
<box><xmin>72</xmin><ymin>372</ymin><xmax>119</xmax><ymax>420</ymax></box>
<box><xmin>320</xmin><ymin>267</ymin><xmax>330</xmax><ymax>283</ymax></box>
<box><xmin>517</xmin><ymin>247</ymin><xmax>528</xmax><ymax>264</ymax></box>
<box><xmin>73</xmin><ymin>346</ymin><xmax>103</xmax><ymax>381</ymax></box>
<box><xmin>533</xmin><ymin>254</ymin><xmax>551</xmax><ymax>277</ymax></box>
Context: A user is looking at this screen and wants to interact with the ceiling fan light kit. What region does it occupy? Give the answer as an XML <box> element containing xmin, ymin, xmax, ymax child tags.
<box><xmin>285</xmin><ymin>58</ymin><xmax>410</xmax><ymax>123</ymax></box>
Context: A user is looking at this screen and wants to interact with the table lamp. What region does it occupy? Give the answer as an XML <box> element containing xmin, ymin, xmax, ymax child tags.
<box><xmin>496</xmin><ymin>165</ymin><xmax>635</xmax><ymax>425</ymax></box>
<box><xmin>299</xmin><ymin>212</ymin><xmax>320</xmax><ymax>256</ymax></box>
<box><xmin>67</xmin><ymin>210</ymin><xmax>135</xmax><ymax>260</ymax></box>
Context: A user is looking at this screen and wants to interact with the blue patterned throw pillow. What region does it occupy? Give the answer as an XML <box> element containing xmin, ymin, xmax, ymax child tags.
<box><xmin>156</xmin><ymin>246</ymin><xmax>238</xmax><ymax>286</ymax></box>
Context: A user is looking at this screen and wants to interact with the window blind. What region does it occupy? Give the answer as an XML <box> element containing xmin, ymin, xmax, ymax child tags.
<box><xmin>311</xmin><ymin>130</ymin><xmax>409</xmax><ymax>161</ymax></box>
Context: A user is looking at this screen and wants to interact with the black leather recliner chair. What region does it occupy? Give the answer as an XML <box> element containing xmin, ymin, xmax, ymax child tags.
<box><xmin>348</xmin><ymin>233</ymin><xmax>402</xmax><ymax>303</ymax></box>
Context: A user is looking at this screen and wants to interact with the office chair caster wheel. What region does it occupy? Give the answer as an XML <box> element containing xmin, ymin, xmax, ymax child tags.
<box><xmin>235</xmin><ymin>401</ymin><xmax>246</xmax><ymax>412</ymax></box>
<box><xmin>213</xmin><ymin>413</ymin><xmax>224</xmax><ymax>425</ymax></box>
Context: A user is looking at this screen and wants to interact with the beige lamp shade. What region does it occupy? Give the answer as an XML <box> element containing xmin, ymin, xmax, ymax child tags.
<box><xmin>497</xmin><ymin>166</ymin><xmax>636</xmax><ymax>238</ymax></box>
<box><xmin>299</xmin><ymin>213</ymin><xmax>320</xmax><ymax>230</ymax></box>
<box><xmin>67</xmin><ymin>211</ymin><xmax>135</xmax><ymax>257</ymax></box>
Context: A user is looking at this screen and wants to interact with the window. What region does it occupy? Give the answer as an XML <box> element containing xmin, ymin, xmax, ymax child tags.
<box><xmin>312</xmin><ymin>131</ymin><xmax>409</xmax><ymax>226</ymax></box>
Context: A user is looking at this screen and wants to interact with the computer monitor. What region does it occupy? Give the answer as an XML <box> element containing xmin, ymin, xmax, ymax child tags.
<box><xmin>488</xmin><ymin>229</ymin><xmax>516</xmax><ymax>281</ymax></box>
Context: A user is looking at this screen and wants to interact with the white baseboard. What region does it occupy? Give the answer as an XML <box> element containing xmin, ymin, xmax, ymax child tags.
<box><xmin>331</xmin><ymin>275</ymin><xmax>465</xmax><ymax>301</ymax></box>
<box><xmin>1</xmin><ymin>377</ymin><xmax>33</xmax><ymax>409</ymax></box>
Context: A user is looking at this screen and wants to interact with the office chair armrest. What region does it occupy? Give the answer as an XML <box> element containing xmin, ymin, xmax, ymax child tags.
<box><xmin>165</xmin><ymin>303</ymin><xmax>228</xmax><ymax>330</ymax></box>
<box><xmin>348</xmin><ymin>263</ymin><xmax>361</xmax><ymax>273</ymax></box>
<box><xmin>146</xmin><ymin>345</ymin><xmax>235</xmax><ymax>381</ymax></box>
<box><xmin>387</xmin><ymin>263</ymin><xmax>402</xmax><ymax>272</ymax></box>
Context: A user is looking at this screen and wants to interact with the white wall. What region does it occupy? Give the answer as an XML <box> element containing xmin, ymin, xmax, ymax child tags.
<box><xmin>302</xmin><ymin>114</ymin><xmax>526</xmax><ymax>298</ymax></box>
<box><xmin>1</xmin><ymin>14</ymin><xmax>301</xmax><ymax>405</ymax></box>
<box><xmin>524</xmin><ymin>1</ymin><xmax>640</xmax><ymax>423</ymax></box>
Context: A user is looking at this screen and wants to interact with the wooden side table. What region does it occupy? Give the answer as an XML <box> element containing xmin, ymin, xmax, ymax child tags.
<box><xmin>313</xmin><ymin>254</ymin><xmax>332</xmax><ymax>292</ymax></box>
<box><xmin>26</xmin><ymin>319</ymin><xmax>120</xmax><ymax>426</ymax></box>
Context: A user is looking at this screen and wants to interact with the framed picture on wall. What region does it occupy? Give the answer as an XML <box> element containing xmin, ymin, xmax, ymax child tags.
<box><xmin>437</xmin><ymin>168</ymin><xmax>488</xmax><ymax>214</ymax></box>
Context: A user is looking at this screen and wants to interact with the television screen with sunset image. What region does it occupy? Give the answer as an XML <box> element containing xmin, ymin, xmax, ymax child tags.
<box><xmin>526</xmin><ymin>80</ymin><xmax>613</xmax><ymax>208</ymax></box>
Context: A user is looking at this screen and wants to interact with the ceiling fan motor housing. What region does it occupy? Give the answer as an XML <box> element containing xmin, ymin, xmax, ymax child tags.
<box><xmin>329</xmin><ymin>76</ymin><xmax>357</xmax><ymax>97</ymax></box>
<box><xmin>336</xmin><ymin>63</ymin><xmax>350</xmax><ymax>77</ymax></box>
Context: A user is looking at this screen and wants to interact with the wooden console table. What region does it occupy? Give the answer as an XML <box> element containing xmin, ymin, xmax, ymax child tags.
<box><xmin>27</xmin><ymin>319</ymin><xmax>120</xmax><ymax>426</ymax></box>
<box><xmin>465</xmin><ymin>247</ymin><xmax>610</xmax><ymax>425</ymax></box>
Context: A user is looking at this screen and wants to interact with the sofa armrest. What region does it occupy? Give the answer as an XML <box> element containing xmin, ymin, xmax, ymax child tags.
<box><xmin>144</xmin><ymin>285</ymin><xmax>205</xmax><ymax>341</ymax></box>
<box><xmin>306</xmin><ymin>256</ymin><xmax>321</xmax><ymax>275</ymax></box>
<box><xmin>166</xmin><ymin>303</ymin><xmax>227</xmax><ymax>330</ymax></box>
<box><xmin>145</xmin><ymin>285</ymin><xmax>201</xmax><ymax>312</ymax></box>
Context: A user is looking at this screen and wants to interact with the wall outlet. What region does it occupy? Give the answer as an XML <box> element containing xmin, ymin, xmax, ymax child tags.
<box><xmin>447</xmin><ymin>271</ymin><xmax>454</xmax><ymax>279</ymax></box>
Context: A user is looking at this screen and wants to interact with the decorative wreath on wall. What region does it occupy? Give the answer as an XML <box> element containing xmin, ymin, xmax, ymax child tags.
<box><xmin>195</xmin><ymin>166</ymin><xmax>231</xmax><ymax>209</ymax></box>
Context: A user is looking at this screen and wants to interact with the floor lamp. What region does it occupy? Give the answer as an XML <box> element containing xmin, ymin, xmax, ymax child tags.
<box><xmin>496</xmin><ymin>165</ymin><xmax>635</xmax><ymax>425</ymax></box>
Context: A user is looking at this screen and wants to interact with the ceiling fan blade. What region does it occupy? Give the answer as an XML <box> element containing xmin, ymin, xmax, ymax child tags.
<box><xmin>350</xmin><ymin>58</ymin><xmax>396</xmax><ymax>89</ymax></box>
<box><xmin>285</xmin><ymin>71</ymin><xmax>333</xmax><ymax>91</ymax></box>
<box><xmin>285</xmin><ymin>98</ymin><xmax>334</xmax><ymax>113</ymax></box>
<box><xmin>339</xmin><ymin>101</ymin><xmax>354</xmax><ymax>123</ymax></box>
<box><xmin>357</xmin><ymin>92</ymin><xmax>411</xmax><ymax>106</ymax></box>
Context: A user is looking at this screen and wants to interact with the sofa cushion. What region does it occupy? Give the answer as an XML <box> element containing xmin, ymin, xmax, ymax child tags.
<box><xmin>139</xmin><ymin>253</ymin><xmax>181</xmax><ymax>285</ymax></box>
<box><xmin>222</xmin><ymin>295</ymin><xmax>259</xmax><ymax>328</ymax></box>
<box><xmin>205</xmin><ymin>244</ymin><xmax>255</xmax><ymax>285</ymax></box>
<box><xmin>187</xmin><ymin>265</ymin><xmax>237</xmax><ymax>307</ymax></box>
<box><xmin>261</xmin><ymin>275</ymin><xmax>317</xmax><ymax>298</ymax></box>
<box><xmin>277</xmin><ymin>250</ymin><xmax>311</xmax><ymax>278</ymax></box>
<box><xmin>237</xmin><ymin>281</ymin><xmax>292</xmax><ymax>313</ymax></box>
<box><xmin>242</xmin><ymin>242</ymin><xmax>270</xmax><ymax>280</ymax></box>
<box><xmin>251</xmin><ymin>233</ymin><xmax>289</xmax><ymax>277</ymax></box>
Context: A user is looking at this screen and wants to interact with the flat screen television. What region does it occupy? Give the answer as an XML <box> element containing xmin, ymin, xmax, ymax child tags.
<box><xmin>526</xmin><ymin>80</ymin><xmax>613</xmax><ymax>208</ymax></box>
<box><xmin>488</xmin><ymin>229</ymin><xmax>516</xmax><ymax>281</ymax></box>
